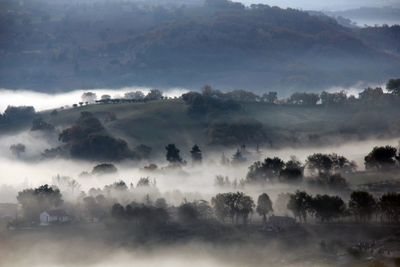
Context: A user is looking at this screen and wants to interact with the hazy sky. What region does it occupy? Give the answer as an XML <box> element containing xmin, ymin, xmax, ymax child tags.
<box><xmin>240</xmin><ymin>0</ymin><xmax>399</xmax><ymax>10</ymax></box>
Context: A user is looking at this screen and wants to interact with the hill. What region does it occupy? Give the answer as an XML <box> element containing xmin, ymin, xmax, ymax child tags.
<box><xmin>36</xmin><ymin>96</ymin><xmax>400</xmax><ymax>157</ymax></box>
<box><xmin>0</xmin><ymin>0</ymin><xmax>399</xmax><ymax>92</ymax></box>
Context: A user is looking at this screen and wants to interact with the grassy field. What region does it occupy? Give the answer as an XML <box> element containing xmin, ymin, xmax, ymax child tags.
<box><xmin>40</xmin><ymin>100</ymin><xmax>400</xmax><ymax>153</ymax></box>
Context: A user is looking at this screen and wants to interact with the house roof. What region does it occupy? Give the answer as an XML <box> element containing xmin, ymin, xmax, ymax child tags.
<box><xmin>44</xmin><ymin>209</ymin><xmax>68</xmax><ymax>217</ymax></box>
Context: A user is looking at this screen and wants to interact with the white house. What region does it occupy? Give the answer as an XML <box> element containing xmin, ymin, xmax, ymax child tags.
<box><xmin>40</xmin><ymin>209</ymin><xmax>69</xmax><ymax>225</ymax></box>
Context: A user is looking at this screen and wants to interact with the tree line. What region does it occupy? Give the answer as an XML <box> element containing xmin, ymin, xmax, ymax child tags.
<box><xmin>13</xmin><ymin>182</ymin><xmax>400</xmax><ymax>228</ymax></box>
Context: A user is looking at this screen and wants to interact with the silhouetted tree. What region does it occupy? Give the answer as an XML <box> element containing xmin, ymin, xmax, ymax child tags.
<box><xmin>359</xmin><ymin>87</ymin><xmax>384</xmax><ymax>102</ymax></box>
<box><xmin>365</xmin><ymin>146</ymin><xmax>398</xmax><ymax>170</ymax></box>
<box><xmin>256</xmin><ymin>193</ymin><xmax>273</xmax><ymax>223</ymax></box>
<box><xmin>306</xmin><ymin>153</ymin><xmax>333</xmax><ymax>176</ymax></box>
<box><xmin>288</xmin><ymin>92</ymin><xmax>319</xmax><ymax>105</ymax></box>
<box><xmin>211</xmin><ymin>192</ymin><xmax>254</xmax><ymax>224</ymax></box>
<box><xmin>178</xmin><ymin>202</ymin><xmax>200</xmax><ymax>224</ymax></box>
<box><xmin>81</xmin><ymin>92</ymin><xmax>97</xmax><ymax>103</ymax></box>
<box><xmin>190</xmin><ymin>144</ymin><xmax>202</xmax><ymax>164</ymax></box>
<box><xmin>287</xmin><ymin>191</ymin><xmax>313</xmax><ymax>223</ymax></box>
<box><xmin>231</xmin><ymin>148</ymin><xmax>246</xmax><ymax>164</ymax></box>
<box><xmin>379</xmin><ymin>193</ymin><xmax>400</xmax><ymax>223</ymax></box>
<box><xmin>92</xmin><ymin>163</ymin><xmax>117</xmax><ymax>175</ymax></box>
<box><xmin>311</xmin><ymin>194</ymin><xmax>346</xmax><ymax>223</ymax></box>
<box><xmin>387</xmin><ymin>78</ymin><xmax>400</xmax><ymax>96</ymax></box>
<box><xmin>145</xmin><ymin>89</ymin><xmax>163</xmax><ymax>101</ymax></box>
<box><xmin>349</xmin><ymin>191</ymin><xmax>376</xmax><ymax>223</ymax></box>
<box><xmin>165</xmin><ymin>144</ymin><xmax>183</xmax><ymax>164</ymax></box>
<box><xmin>10</xmin><ymin>143</ymin><xmax>26</xmax><ymax>157</ymax></box>
<box><xmin>320</xmin><ymin>91</ymin><xmax>347</xmax><ymax>106</ymax></box>
<box><xmin>246</xmin><ymin>157</ymin><xmax>285</xmax><ymax>182</ymax></box>
<box><xmin>280</xmin><ymin>157</ymin><xmax>304</xmax><ymax>182</ymax></box>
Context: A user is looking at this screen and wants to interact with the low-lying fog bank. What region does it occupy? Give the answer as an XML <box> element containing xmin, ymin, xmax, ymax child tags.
<box><xmin>0</xmin><ymin>229</ymin><xmax>339</xmax><ymax>267</ymax></box>
<box><xmin>0</xmin><ymin>87</ymin><xmax>189</xmax><ymax>112</ymax></box>
<box><xmin>0</xmin><ymin>125</ymin><xmax>399</xmax><ymax>203</ymax></box>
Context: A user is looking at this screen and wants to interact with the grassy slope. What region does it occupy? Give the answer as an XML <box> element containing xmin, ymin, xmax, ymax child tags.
<box><xmin>42</xmin><ymin>100</ymin><xmax>400</xmax><ymax>153</ymax></box>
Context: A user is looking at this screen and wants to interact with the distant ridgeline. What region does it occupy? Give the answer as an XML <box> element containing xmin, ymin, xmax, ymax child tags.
<box><xmin>0</xmin><ymin>0</ymin><xmax>400</xmax><ymax>91</ymax></box>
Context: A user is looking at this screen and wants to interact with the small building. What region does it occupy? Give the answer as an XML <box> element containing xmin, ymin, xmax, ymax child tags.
<box><xmin>40</xmin><ymin>209</ymin><xmax>69</xmax><ymax>225</ymax></box>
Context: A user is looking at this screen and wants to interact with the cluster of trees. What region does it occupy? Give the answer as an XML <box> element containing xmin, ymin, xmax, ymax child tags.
<box><xmin>0</xmin><ymin>106</ymin><xmax>36</xmax><ymax>132</ymax></box>
<box><xmin>78</xmin><ymin>90</ymin><xmax>164</xmax><ymax>106</ymax></box>
<box><xmin>365</xmin><ymin>145</ymin><xmax>400</xmax><ymax>170</ymax></box>
<box><xmin>246</xmin><ymin>157</ymin><xmax>303</xmax><ymax>183</ymax></box>
<box><xmin>111</xmin><ymin>191</ymin><xmax>270</xmax><ymax>226</ymax></box>
<box><xmin>164</xmin><ymin>143</ymin><xmax>203</xmax><ymax>165</ymax></box>
<box><xmin>17</xmin><ymin>185</ymin><xmax>63</xmax><ymax>222</ymax></box>
<box><xmin>15</xmin><ymin>179</ymin><xmax>400</xmax><ymax>229</ymax></box>
<box><xmin>180</xmin><ymin>80</ymin><xmax>400</xmax><ymax>109</ymax></box>
<box><xmin>245</xmin><ymin>153</ymin><xmax>356</xmax><ymax>190</ymax></box>
<box><xmin>55</xmin><ymin>112</ymin><xmax>136</xmax><ymax>161</ymax></box>
<box><xmin>288</xmin><ymin>190</ymin><xmax>400</xmax><ymax>224</ymax></box>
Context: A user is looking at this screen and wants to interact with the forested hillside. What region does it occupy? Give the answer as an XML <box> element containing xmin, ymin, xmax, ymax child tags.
<box><xmin>1</xmin><ymin>0</ymin><xmax>399</xmax><ymax>92</ymax></box>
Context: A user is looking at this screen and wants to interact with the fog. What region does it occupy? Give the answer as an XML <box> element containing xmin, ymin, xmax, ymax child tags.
<box><xmin>0</xmin><ymin>87</ymin><xmax>188</xmax><ymax>113</ymax></box>
<box><xmin>0</xmin><ymin>121</ymin><xmax>399</xmax><ymax>204</ymax></box>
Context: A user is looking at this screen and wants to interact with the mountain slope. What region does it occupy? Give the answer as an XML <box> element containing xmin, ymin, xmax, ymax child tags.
<box><xmin>0</xmin><ymin>0</ymin><xmax>399</xmax><ymax>92</ymax></box>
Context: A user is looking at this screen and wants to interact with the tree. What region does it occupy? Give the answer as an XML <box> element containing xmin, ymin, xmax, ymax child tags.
<box><xmin>365</xmin><ymin>146</ymin><xmax>398</xmax><ymax>170</ymax></box>
<box><xmin>246</xmin><ymin>157</ymin><xmax>285</xmax><ymax>182</ymax></box>
<box><xmin>165</xmin><ymin>144</ymin><xmax>183</xmax><ymax>164</ymax></box>
<box><xmin>379</xmin><ymin>193</ymin><xmax>400</xmax><ymax>223</ymax></box>
<box><xmin>17</xmin><ymin>185</ymin><xmax>63</xmax><ymax>222</ymax></box>
<box><xmin>136</xmin><ymin>177</ymin><xmax>152</xmax><ymax>187</ymax></box>
<box><xmin>124</xmin><ymin>91</ymin><xmax>145</xmax><ymax>100</ymax></box>
<box><xmin>359</xmin><ymin>87</ymin><xmax>384</xmax><ymax>102</ymax></box>
<box><xmin>31</xmin><ymin>118</ymin><xmax>55</xmax><ymax>131</ymax></box>
<box><xmin>280</xmin><ymin>157</ymin><xmax>303</xmax><ymax>183</ymax></box>
<box><xmin>311</xmin><ymin>194</ymin><xmax>346</xmax><ymax>223</ymax></box>
<box><xmin>81</xmin><ymin>92</ymin><xmax>97</xmax><ymax>103</ymax></box>
<box><xmin>288</xmin><ymin>92</ymin><xmax>319</xmax><ymax>105</ymax></box>
<box><xmin>111</xmin><ymin>203</ymin><xmax>125</xmax><ymax>220</ymax></box>
<box><xmin>261</xmin><ymin>92</ymin><xmax>277</xmax><ymax>104</ymax></box>
<box><xmin>101</xmin><ymin>94</ymin><xmax>111</xmax><ymax>101</ymax></box>
<box><xmin>92</xmin><ymin>163</ymin><xmax>117</xmax><ymax>175</ymax></box>
<box><xmin>287</xmin><ymin>191</ymin><xmax>313</xmax><ymax>223</ymax></box>
<box><xmin>349</xmin><ymin>191</ymin><xmax>376</xmax><ymax>223</ymax></box>
<box><xmin>236</xmin><ymin>193</ymin><xmax>255</xmax><ymax>224</ymax></box>
<box><xmin>190</xmin><ymin>144</ymin><xmax>202</xmax><ymax>164</ymax></box>
<box><xmin>145</xmin><ymin>89</ymin><xmax>163</xmax><ymax>101</ymax></box>
<box><xmin>320</xmin><ymin>91</ymin><xmax>347</xmax><ymax>106</ymax></box>
<box><xmin>10</xmin><ymin>143</ymin><xmax>26</xmax><ymax>157</ymax></box>
<box><xmin>256</xmin><ymin>193</ymin><xmax>273</xmax><ymax>223</ymax></box>
<box><xmin>306</xmin><ymin>153</ymin><xmax>333</xmax><ymax>176</ymax></box>
<box><xmin>177</xmin><ymin>202</ymin><xmax>200</xmax><ymax>224</ymax></box>
<box><xmin>386</xmin><ymin>78</ymin><xmax>400</xmax><ymax>96</ymax></box>
<box><xmin>59</xmin><ymin>112</ymin><xmax>134</xmax><ymax>161</ymax></box>
<box><xmin>211</xmin><ymin>192</ymin><xmax>254</xmax><ymax>224</ymax></box>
